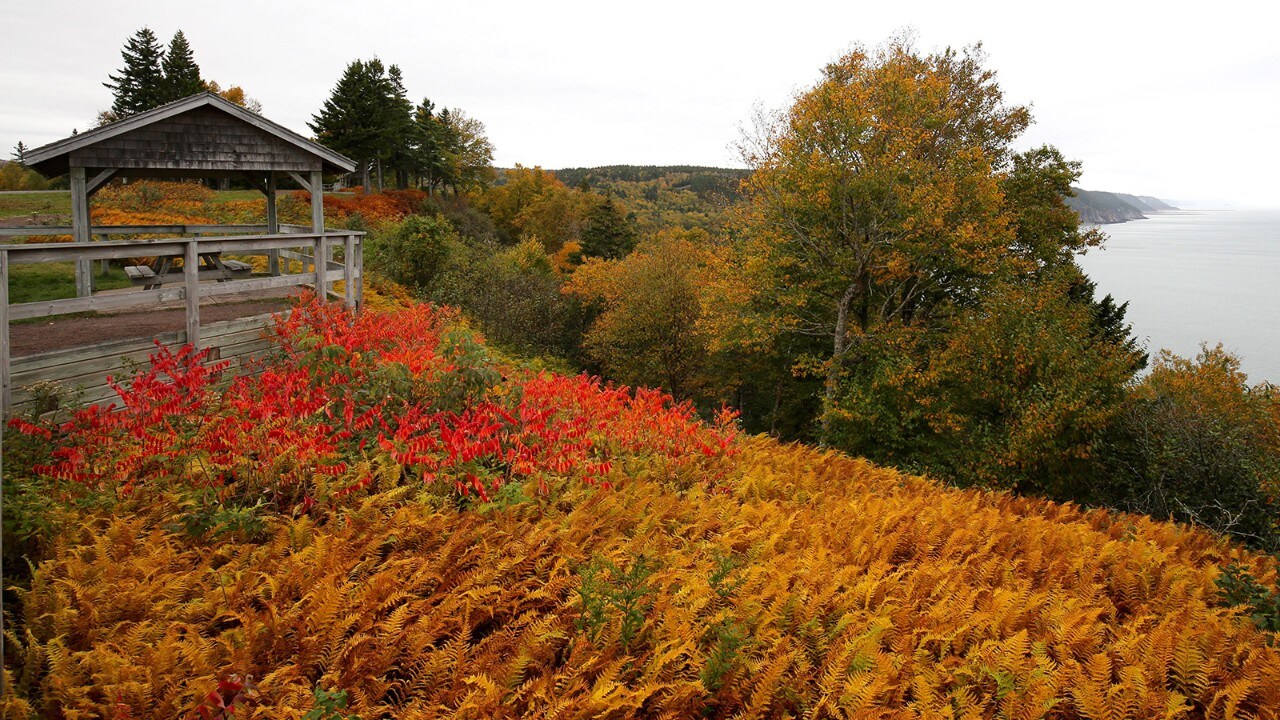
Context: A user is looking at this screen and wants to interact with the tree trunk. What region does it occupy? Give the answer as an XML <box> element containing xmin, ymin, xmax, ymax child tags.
<box><xmin>361</xmin><ymin>161</ymin><xmax>371</xmax><ymax>193</ymax></box>
<box><xmin>821</xmin><ymin>282</ymin><xmax>861</xmax><ymax>444</ymax></box>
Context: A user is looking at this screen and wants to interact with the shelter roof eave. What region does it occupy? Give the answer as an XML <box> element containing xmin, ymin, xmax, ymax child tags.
<box><xmin>23</xmin><ymin>92</ymin><xmax>356</xmax><ymax>177</ymax></box>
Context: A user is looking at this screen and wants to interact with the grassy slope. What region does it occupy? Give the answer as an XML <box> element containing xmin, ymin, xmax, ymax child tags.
<box><xmin>0</xmin><ymin>190</ymin><xmax>71</xmax><ymax>219</ymax></box>
<box><xmin>7</xmin><ymin>262</ymin><xmax>133</xmax><ymax>304</ymax></box>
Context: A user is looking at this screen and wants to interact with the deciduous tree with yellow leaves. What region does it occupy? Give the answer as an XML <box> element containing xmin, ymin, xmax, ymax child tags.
<box><xmin>729</xmin><ymin>36</ymin><xmax>1141</xmax><ymax>495</ymax></box>
<box><xmin>736</xmin><ymin>36</ymin><xmax>1035</xmax><ymax>438</ymax></box>
<box><xmin>566</xmin><ymin>229</ymin><xmax>717</xmax><ymax>401</ymax></box>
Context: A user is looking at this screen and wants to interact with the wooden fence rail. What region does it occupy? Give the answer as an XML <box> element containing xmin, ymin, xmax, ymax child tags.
<box><xmin>0</xmin><ymin>230</ymin><xmax>363</xmax><ymax>413</ymax></box>
<box><xmin>0</xmin><ymin>223</ymin><xmax>317</xmax><ymax>238</ymax></box>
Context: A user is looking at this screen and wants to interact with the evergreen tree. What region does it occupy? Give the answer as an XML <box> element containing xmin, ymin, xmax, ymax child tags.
<box><xmin>1067</xmin><ymin>269</ymin><xmax>1148</xmax><ymax>371</ymax></box>
<box><xmin>580</xmin><ymin>191</ymin><xmax>637</xmax><ymax>260</ymax></box>
<box><xmin>414</xmin><ymin>99</ymin><xmax>451</xmax><ymax>193</ymax></box>
<box><xmin>160</xmin><ymin>30</ymin><xmax>203</xmax><ymax>102</ymax></box>
<box><xmin>310</xmin><ymin>59</ymin><xmax>401</xmax><ymax>191</ymax></box>
<box><xmin>104</xmin><ymin>27</ymin><xmax>166</xmax><ymax>117</ymax></box>
<box><xmin>384</xmin><ymin>65</ymin><xmax>419</xmax><ymax>189</ymax></box>
<box><xmin>12</xmin><ymin>141</ymin><xmax>28</xmax><ymax>163</ymax></box>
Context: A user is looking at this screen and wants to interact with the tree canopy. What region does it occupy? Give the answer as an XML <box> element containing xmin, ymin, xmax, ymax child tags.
<box><xmin>311</xmin><ymin>60</ymin><xmax>493</xmax><ymax>193</ymax></box>
<box><xmin>104</xmin><ymin>27</ymin><xmax>167</xmax><ymax>117</ymax></box>
<box><xmin>160</xmin><ymin>30</ymin><xmax>202</xmax><ymax>101</ymax></box>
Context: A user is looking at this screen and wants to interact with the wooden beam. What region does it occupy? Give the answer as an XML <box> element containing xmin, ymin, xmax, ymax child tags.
<box><xmin>310</xmin><ymin>170</ymin><xmax>325</xmax><ymax>232</ymax></box>
<box><xmin>266</xmin><ymin>172</ymin><xmax>280</xmax><ymax>276</ymax></box>
<box><xmin>200</xmin><ymin>272</ymin><xmax>328</xmax><ymax>297</ymax></box>
<box><xmin>69</xmin><ymin>166</ymin><xmax>92</xmax><ymax>297</ymax></box>
<box><xmin>3</xmin><ymin>234</ymin><xmax>357</xmax><ymax>264</ymax></box>
<box><xmin>314</xmin><ymin>235</ymin><xmax>327</xmax><ymax>300</ymax></box>
<box><xmin>6</xmin><ymin>286</ymin><xmax>186</xmax><ymax>321</ymax></box>
<box><xmin>85</xmin><ymin>168</ymin><xmax>118</xmax><ymax>197</ymax></box>
<box><xmin>344</xmin><ymin>233</ymin><xmax>356</xmax><ymax>308</ymax></box>
<box><xmin>1</xmin><ymin>249</ymin><xmax>10</xmax><ymax>415</ymax></box>
<box><xmin>0</xmin><ymin>224</ymin><xmax>275</xmax><ymax>238</ymax></box>
<box><xmin>185</xmin><ymin>241</ymin><xmax>200</xmax><ymax>345</ymax></box>
<box><xmin>311</xmin><ymin>169</ymin><xmax>326</xmax><ymax>299</ymax></box>
<box><xmin>355</xmin><ymin>236</ymin><xmax>363</xmax><ymax>309</ymax></box>
<box><xmin>288</xmin><ymin>171</ymin><xmax>312</xmax><ymax>193</ymax></box>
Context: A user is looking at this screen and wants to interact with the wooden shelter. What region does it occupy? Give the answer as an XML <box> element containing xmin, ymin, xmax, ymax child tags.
<box><xmin>0</xmin><ymin>93</ymin><xmax>363</xmax><ymax>415</ymax></box>
<box><xmin>22</xmin><ymin>92</ymin><xmax>356</xmax><ymax>295</ymax></box>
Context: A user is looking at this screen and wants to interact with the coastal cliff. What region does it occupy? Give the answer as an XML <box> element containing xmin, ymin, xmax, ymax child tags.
<box><xmin>1066</xmin><ymin>187</ymin><xmax>1177</xmax><ymax>224</ymax></box>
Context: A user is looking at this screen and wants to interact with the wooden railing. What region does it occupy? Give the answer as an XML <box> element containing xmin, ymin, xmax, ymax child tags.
<box><xmin>0</xmin><ymin>230</ymin><xmax>363</xmax><ymax>413</ymax></box>
<box><xmin>0</xmin><ymin>223</ymin><xmax>317</xmax><ymax>238</ymax></box>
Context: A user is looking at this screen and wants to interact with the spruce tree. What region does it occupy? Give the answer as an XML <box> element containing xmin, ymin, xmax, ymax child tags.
<box><xmin>414</xmin><ymin>99</ymin><xmax>452</xmax><ymax>193</ymax></box>
<box><xmin>385</xmin><ymin>65</ymin><xmax>419</xmax><ymax>189</ymax></box>
<box><xmin>311</xmin><ymin>59</ymin><xmax>413</xmax><ymax>192</ymax></box>
<box><xmin>580</xmin><ymin>191</ymin><xmax>638</xmax><ymax>260</ymax></box>
<box><xmin>161</xmin><ymin>30</ymin><xmax>203</xmax><ymax>102</ymax></box>
<box><xmin>12</xmin><ymin>141</ymin><xmax>28</xmax><ymax>163</ymax></box>
<box><xmin>104</xmin><ymin>27</ymin><xmax>166</xmax><ymax>117</ymax></box>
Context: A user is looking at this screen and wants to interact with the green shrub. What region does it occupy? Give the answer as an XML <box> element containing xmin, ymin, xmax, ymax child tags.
<box><xmin>1099</xmin><ymin>346</ymin><xmax>1280</xmax><ymax>548</ymax></box>
<box><xmin>574</xmin><ymin>555</ymin><xmax>657</xmax><ymax>650</ymax></box>
<box><xmin>366</xmin><ymin>213</ymin><xmax>460</xmax><ymax>290</ymax></box>
<box><xmin>1216</xmin><ymin>563</ymin><xmax>1280</xmax><ymax>634</ymax></box>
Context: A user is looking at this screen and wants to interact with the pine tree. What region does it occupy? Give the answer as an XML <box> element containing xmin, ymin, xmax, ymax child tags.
<box><xmin>12</xmin><ymin>141</ymin><xmax>28</xmax><ymax>163</ymax></box>
<box><xmin>161</xmin><ymin>30</ymin><xmax>203</xmax><ymax>102</ymax></box>
<box><xmin>104</xmin><ymin>27</ymin><xmax>167</xmax><ymax>117</ymax></box>
<box><xmin>580</xmin><ymin>191</ymin><xmax>637</xmax><ymax>260</ymax></box>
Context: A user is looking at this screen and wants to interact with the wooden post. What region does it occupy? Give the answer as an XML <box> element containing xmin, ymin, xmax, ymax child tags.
<box><xmin>310</xmin><ymin>170</ymin><xmax>325</xmax><ymax>233</ymax></box>
<box><xmin>185</xmin><ymin>240</ymin><xmax>200</xmax><ymax>346</ymax></box>
<box><xmin>69</xmin><ymin>166</ymin><xmax>92</xmax><ymax>297</ymax></box>
<box><xmin>311</xmin><ymin>169</ymin><xmax>325</xmax><ymax>300</ymax></box>
<box><xmin>266</xmin><ymin>172</ymin><xmax>280</xmax><ymax>276</ymax></box>
<box><xmin>344</xmin><ymin>234</ymin><xmax>355</xmax><ymax>308</ymax></box>
<box><xmin>1</xmin><ymin>249</ymin><xmax>10</xmax><ymax>415</ymax></box>
<box><xmin>354</xmin><ymin>235</ymin><xmax>364</xmax><ymax>309</ymax></box>
<box><xmin>314</xmin><ymin>235</ymin><xmax>326</xmax><ymax>300</ymax></box>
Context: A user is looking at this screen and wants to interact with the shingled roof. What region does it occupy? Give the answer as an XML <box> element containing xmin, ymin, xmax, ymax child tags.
<box><xmin>24</xmin><ymin>92</ymin><xmax>356</xmax><ymax>178</ymax></box>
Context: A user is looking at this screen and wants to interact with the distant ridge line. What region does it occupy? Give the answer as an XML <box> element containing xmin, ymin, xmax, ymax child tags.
<box><xmin>1066</xmin><ymin>187</ymin><xmax>1178</xmax><ymax>225</ymax></box>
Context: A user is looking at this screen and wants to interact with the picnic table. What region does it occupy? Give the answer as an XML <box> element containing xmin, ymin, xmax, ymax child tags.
<box><xmin>124</xmin><ymin>252</ymin><xmax>252</xmax><ymax>289</ymax></box>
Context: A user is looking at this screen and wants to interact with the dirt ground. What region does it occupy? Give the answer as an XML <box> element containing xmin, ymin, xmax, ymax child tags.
<box><xmin>8</xmin><ymin>294</ymin><xmax>295</xmax><ymax>357</ymax></box>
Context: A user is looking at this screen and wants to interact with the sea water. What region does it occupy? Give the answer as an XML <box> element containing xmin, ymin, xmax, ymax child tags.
<box><xmin>1076</xmin><ymin>209</ymin><xmax>1280</xmax><ymax>384</ymax></box>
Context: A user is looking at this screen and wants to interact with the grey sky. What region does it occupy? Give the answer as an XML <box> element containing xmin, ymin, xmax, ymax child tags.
<box><xmin>3</xmin><ymin>0</ymin><xmax>1277</xmax><ymax>207</ymax></box>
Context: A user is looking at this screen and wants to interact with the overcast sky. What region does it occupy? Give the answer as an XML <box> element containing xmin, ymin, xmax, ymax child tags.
<box><xmin>3</xmin><ymin>0</ymin><xmax>1277</xmax><ymax>207</ymax></box>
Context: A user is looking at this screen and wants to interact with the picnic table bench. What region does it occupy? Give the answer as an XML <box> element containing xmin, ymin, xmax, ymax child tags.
<box><xmin>125</xmin><ymin>254</ymin><xmax>252</xmax><ymax>289</ymax></box>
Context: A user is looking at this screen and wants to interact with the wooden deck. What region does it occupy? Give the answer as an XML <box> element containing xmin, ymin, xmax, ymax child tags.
<box><xmin>0</xmin><ymin>227</ymin><xmax>363</xmax><ymax>414</ymax></box>
<box><xmin>7</xmin><ymin>313</ymin><xmax>281</xmax><ymax>415</ymax></box>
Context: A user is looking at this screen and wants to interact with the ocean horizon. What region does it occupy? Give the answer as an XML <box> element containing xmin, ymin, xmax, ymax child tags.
<box><xmin>1076</xmin><ymin>208</ymin><xmax>1280</xmax><ymax>384</ymax></box>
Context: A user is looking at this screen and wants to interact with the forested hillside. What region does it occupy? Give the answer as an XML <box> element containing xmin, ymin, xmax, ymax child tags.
<box><xmin>546</xmin><ymin>165</ymin><xmax>747</xmax><ymax>233</ymax></box>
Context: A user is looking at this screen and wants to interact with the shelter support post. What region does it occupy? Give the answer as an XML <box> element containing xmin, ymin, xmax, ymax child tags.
<box><xmin>314</xmin><ymin>235</ymin><xmax>327</xmax><ymax>300</ymax></box>
<box><xmin>344</xmin><ymin>234</ymin><xmax>355</xmax><ymax>309</ymax></box>
<box><xmin>311</xmin><ymin>170</ymin><xmax>326</xmax><ymax>299</ymax></box>
<box><xmin>1</xmin><ymin>249</ymin><xmax>10</xmax><ymax>415</ymax></box>
<box><xmin>69</xmin><ymin>167</ymin><xmax>92</xmax><ymax>297</ymax></box>
<box><xmin>355</xmin><ymin>236</ymin><xmax>363</xmax><ymax>308</ymax></box>
<box><xmin>266</xmin><ymin>173</ymin><xmax>280</xmax><ymax>276</ymax></box>
<box><xmin>185</xmin><ymin>241</ymin><xmax>200</xmax><ymax>346</ymax></box>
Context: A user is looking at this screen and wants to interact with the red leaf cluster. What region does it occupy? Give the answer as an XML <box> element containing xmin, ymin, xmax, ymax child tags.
<box><xmin>11</xmin><ymin>295</ymin><xmax>738</xmax><ymax>508</ymax></box>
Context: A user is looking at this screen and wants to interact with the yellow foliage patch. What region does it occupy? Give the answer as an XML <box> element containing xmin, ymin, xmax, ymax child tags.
<box><xmin>5</xmin><ymin>440</ymin><xmax>1279</xmax><ymax>717</ymax></box>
